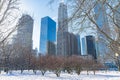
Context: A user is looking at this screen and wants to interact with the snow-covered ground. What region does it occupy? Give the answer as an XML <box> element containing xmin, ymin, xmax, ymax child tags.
<box><xmin>0</xmin><ymin>70</ymin><xmax>120</xmax><ymax>80</ymax></box>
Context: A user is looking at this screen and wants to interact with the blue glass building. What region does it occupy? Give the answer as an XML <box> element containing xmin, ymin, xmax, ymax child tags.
<box><xmin>39</xmin><ymin>16</ymin><xmax>56</xmax><ymax>55</ymax></box>
<box><xmin>94</xmin><ymin>1</ymin><xmax>110</xmax><ymax>61</ymax></box>
<box><xmin>86</xmin><ymin>36</ymin><xmax>97</xmax><ymax>59</ymax></box>
<box><xmin>81</xmin><ymin>36</ymin><xmax>97</xmax><ymax>59</ymax></box>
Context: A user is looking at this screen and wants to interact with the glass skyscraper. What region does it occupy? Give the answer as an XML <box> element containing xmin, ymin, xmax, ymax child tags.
<box><xmin>94</xmin><ymin>1</ymin><xmax>111</xmax><ymax>61</ymax></box>
<box><xmin>114</xmin><ymin>6</ymin><xmax>120</xmax><ymax>40</ymax></box>
<box><xmin>86</xmin><ymin>36</ymin><xmax>97</xmax><ymax>59</ymax></box>
<box><xmin>81</xmin><ymin>36</ymin><xmax>96</xmax><ymax>59</ymax></box>
<box><xmin>39</xmin><ymin>16</ymin><xmax>56</xmax><ymax>55</ymax></box>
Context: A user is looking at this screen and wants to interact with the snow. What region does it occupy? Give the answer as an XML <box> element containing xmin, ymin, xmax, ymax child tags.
<box><xmin>0</xmin><ymin>70</ymin><xmax>120</xmax><ymax>80</ymax></box>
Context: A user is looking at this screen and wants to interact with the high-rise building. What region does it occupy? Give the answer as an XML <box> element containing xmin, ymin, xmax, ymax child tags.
<box><xmin>47</xmin><ymin>41</ymin><xmax>56</xmax><ymax>55</ymax></box>
<box><xmin>86</xmin><ymin>36</ymin><xmax>97</xmax><ymax>59</ymax></box>
<box><xmin>39</xmin><ymin>16</ymin><xmax>56</xmax><ymax>55</ymax></box>
<box><xmin>61</xmin><ymin>32</ymin><xmax>79</xmax><ymax>56</ymax></box>
<box><xmin>69</xmin><ymin>33</ymin><xmax>78</xmax><ymax>55</ymax></box>
<box><xmin>81</xmin><ymin>36</ymin><xmax>97</xmax><ymax>59</ymax></box>
<box><xmin>58</xmin><ymin>2</ymin><xmax>68</xmax><ymax>32</ymax></box>
<box><xmin>81</xmin><ymin>37</ymin><xmax>87</xmax><ymax>55</ymax></box>
<box><xmin>76</xmin><ymin>34</ymin><xmax>81</xmax><ymax>55</ymax></box>
<box><xmin>94</xmin><ymin>1</ymin><xmax>110</xmax><ymax>35</ymax></box>
<box><xmin>114</xmin><ymin>6</ymin><xmax>120</xmax><ymax>40</ymax></box>
<box><xmin>15</xmin><ymin>14</ymin><xmax>33</xmax><ymax>51</ymax></box>
<box><xmin>94</xmin><ymin>1</ymin><xmax>110</xmax><ymax>60</ymax></box>
<box><xmin>57</xmin><ymin>2</ymin><xmax>68</xmax><ymax>56</ymax></box>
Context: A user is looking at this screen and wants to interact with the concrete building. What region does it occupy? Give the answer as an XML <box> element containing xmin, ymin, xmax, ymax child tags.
<box><xmin>57</xmin><ymin>2</ymin><xmax>68</xmax><ymax>56</ymax></box>
<box><xmin>39</xmin><ymin>16</ymin><xmax>56</xmax><ymax>55</ymax></box>
<box><xmin>15</xmin><ymin>14</ymin><xmax>34</xmax><ymax>51</ymax></box>
<box><xmin>69</xmin><ymin>33</ymin><xmax>78</xmax><ymax>55</ymax></box>
<box><xmin>62</xmin><ymin>32</ymin><xmax>79</xmax><ymax>56</ymax></box>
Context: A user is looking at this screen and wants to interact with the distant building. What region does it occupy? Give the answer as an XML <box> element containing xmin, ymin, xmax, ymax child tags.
<box><xmin>86</xmin><ymin>36</ymin><xmax>97</xmax><ymax>59</ymax></box>
<box><xmin>15</xmin><ymin>14</ymin><xmax>33</xmax><ymax>51</ymax></box>
<box><xmin>62</xmin><ymin>32</ymin><xmax>79</xmax><ymax>56</ymax></box>
<box><xmin>69</xmin><ymin>33</ymin><xmax>78</xmax><ymax>55</ymax></box>
<box><xmin>81</xmin><ymin>36</ymin><xmax>97</xmax><ymax>59</ymax></box>
<box><xmin>76</xmin><ymin>34</ymin><xmax>81</xmax><ymax>55</ymax></box>
<box><xmin>94</xmin><ymin>1</ymin><xmax>110</xmax><ymax>35</ymax></box>
<box><xmin>114</xmin><ymin>6</ymin><xmax>120</xmax><ymax>40</ymax></box>
<box><xmin>39</xmin><ymin>16</ymin><xmax>56</xmax><ymax>55</ymax></box>
<box><xmin>94</xmin><ymin>1</ymin><xmax>111</xmax><ymax>61</ymax></box>
<box><xmin>81</xmin><ymin>37</ymin><xmax>87</xmax><ymax>55</ymax></box>
<box><xmin>57</xmin><ymin>2</ymin><xmax>68</xmax><ymax>56</ymax></box>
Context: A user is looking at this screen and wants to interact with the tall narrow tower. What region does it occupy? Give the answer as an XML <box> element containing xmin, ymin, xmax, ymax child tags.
<box><xmin>94</xmin><ymin>1</ymin><xmax>111</xmax><ymax>62</ymax></box>
<box><xmin>57</xmin><ymin>2</ymin><xmax>68</xmax><ymax>56</ymax></box>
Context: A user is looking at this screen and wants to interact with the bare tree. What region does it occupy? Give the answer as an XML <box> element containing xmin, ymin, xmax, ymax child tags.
<box><xmin>48</xmin><ymin>0</ymin><xmax>120</xmax><ymax>63</ymax></box>
<box><xmin>0</xmin><ymin>0</ymin><xmax>20</xmax><ymax>45</ymax></box>
<box><xmin>69</xmin><ymin>0</ymin><xmax>120</xmax><ymax>56</ymax></box>
<box><xmin>0</xmin><ymin>0</ymin><xmax>20</xmax><ymax>72</ymax></box>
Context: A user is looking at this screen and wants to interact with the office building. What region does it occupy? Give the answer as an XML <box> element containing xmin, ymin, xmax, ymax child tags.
<box><xmin>39</xmin><ymin>16</ymin><xmax>56</xmax><ymax>55</ymax></box>
<box><xmin>62</xmin><ymin>32</ymin><xmax>80</xmax><ymax>56</ymax></box>
<box><xmin>15</xmin><ymin>14</ymin><xmax>33</xmax><ymax>51</ymax></box>
<box><xmin>57</xmin><ymin>2</ymin><xmax>68</xmax><ymax>56</ymax></box>
<box><xmin>81</xmin><ymin>36</ymin><xmax>97</xmax><ymax>59</ymax></box>
<box><xmin>114</xmin><ymin>6</ymin><xmax>120</xmax><ymax>40</ymax></box>
<box><xmin>94</xmin><ymin>1</ymin><xmax>111</xmax><ymax>60</ymax></box>
<box><xmin>76</xmin><ymin>34</ymin><xmax>81</xmax><ymax>55</ymax></box>
<box><xmin>86</xmin><ymin>36</ymin><xmax>97</xmax><ymax>59</ymax></box>
<box><xmin>69</xmin><ymin>33</ymin><xmax>78</xmax><ymax>55</ymax></box>
<box><xmin>81</xmin><ymin>37</ymin><xmax>87</xmax><ymax>55</ymax></box>
<box><xmin>47</xmin><ymin>41</ymin><xmax>56</xmax><ymax>55</ymax></box>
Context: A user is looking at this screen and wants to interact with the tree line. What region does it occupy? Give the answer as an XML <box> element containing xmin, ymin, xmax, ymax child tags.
<box><xmin>0</xmin><ymin>53</ymin><xmax>105</xmax><ymax>77</ymax></box>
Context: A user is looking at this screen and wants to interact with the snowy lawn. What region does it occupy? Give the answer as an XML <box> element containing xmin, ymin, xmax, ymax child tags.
<box><xmin>0</xmin><ymin>70</ymin><xmax>120</xmax><ymax>80</ymax></box>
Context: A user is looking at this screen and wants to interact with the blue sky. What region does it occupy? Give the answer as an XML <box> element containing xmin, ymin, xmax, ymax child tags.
<box><xmin>20</xmin><ymin>0</ymin><xmax>59</xmax><ymax>50</ymax></box>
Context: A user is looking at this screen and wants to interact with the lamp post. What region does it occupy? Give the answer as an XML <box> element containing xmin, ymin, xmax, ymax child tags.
<box><xmin>115</xmin><ymin>53</ymin><xmax>119</xmax><ymax>71</ymax></box>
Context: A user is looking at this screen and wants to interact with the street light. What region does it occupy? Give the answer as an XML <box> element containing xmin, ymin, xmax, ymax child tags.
<box><xmin>115</xmin><ymin>53</ymin><xmax>119</xmax><ymax>71</ymax></box>
<box><xmin>115</xmin><ymin>53</ymin><xmax>119</xmax><ymax>57</ymax></box>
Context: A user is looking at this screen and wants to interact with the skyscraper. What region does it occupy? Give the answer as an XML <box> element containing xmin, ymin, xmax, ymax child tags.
<box><xmin>16</xmin><ymin>14</ymin><xmax>33</xmax><ymax>51</ymax></box>
<box><xmin>86</xmin><ymin>36</ymin><xmax>97</xmax><ymax>59</ymax></box>
<box><xmin>81</xmin><ymin>37</ymin><xmax>87</xmax><ymax>55</ymax></box>
<box><xmin>114</xmin><ymin>6</ymin><xmax>120</xmax><ymax>40</ymax></box>
<box><xmin>57</xmin><ymin>2</ymin><xmax>68</xmax><ymax>56</ymax></box>
<box><xmin>76</xmin><ymin>34</ymin><xmax>81</xmax><ymax>55</ymax></box>
<box><xmin>94</xmin><ymin>1</ymin><xmax>110</xmax><ymax>34</ymax></box>
<box><xmin>62</xmin><ymin>32</ymin><xmax>79</xmax><ymax>56</ymax></box>
<box><xmin>39</xmin><ymin>16</ymin><xmax>56</xmax><ymax>55</ymax></box>
<box><xmin>69</xmin><ymin>33</ymin><xmax>79</xmax><ymax>55</ymax></box>
<box><xmin>94</xmin><ymin>1</ymin><xmax>110</xmax><ymax>60</ymax></box>
<box><xmin>81</xmin><ymin>36</ymin><xmax>97</xmax><ymax>59</ymax></box>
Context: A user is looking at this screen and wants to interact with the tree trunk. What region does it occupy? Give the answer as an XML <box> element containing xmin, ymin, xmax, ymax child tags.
<box><xmin>55</xmin><ymin>70</ymin><xmax>61</xmax><ymax>77</ymax></box>
<box><xmin>87</xmin><ymin>70</ymin><xmax>89</xmax><ymax>75</ymax></box>
<box><xmin>93</xmin><ymin>70</ymin><xmax>96</xmax><ymax>75</ymax></box>
<box><xmin>41</xmin><ymin>70</ymin><xmax>46</xmax><ymax>76</ymax></box>
<box><xmin>21</xmin><ymin>69</ymin><xmax>24</xmax><ymax>74</ymax></box>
